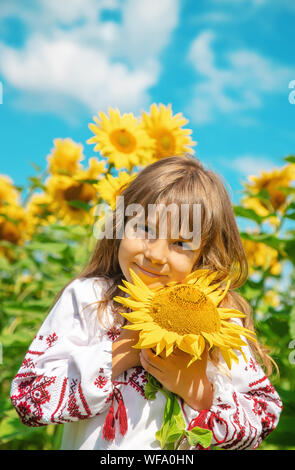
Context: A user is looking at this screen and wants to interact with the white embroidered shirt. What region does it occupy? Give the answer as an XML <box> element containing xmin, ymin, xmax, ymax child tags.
<box><xmin>10</xmin><ymin>277</ymin><xmax>282</xmax><ymax>450</ymax></box>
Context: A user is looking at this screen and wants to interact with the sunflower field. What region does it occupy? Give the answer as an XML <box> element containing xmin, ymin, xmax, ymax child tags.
<box><xmin>0</xmin><ymin>104</ymin><xmax>295</xmax><ymax>450</ymax></box>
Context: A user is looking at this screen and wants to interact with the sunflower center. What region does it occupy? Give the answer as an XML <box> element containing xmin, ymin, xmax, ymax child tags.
<box><xmin>156</xmin><ymin>129</ymin><xmax>175</xmax><ymax>154</ymax></box>
<box><xmin>110</xmin><ymin>129</ymin><xmax>137</xmax><ymax>153</ymax></box>
<box><xmin>150</xmin><ymin>285</ymin><xmax>221</xmax><ymax>335</ymax></box>
<box><xmin>0</xmin><ymin>221</ymin><xmax>20</xmax><ymax>244</ymax></box>
<box><xmin>64</xmin><ymin>183</ymin><xmax>94</xmax><ymax>208</ymax></box>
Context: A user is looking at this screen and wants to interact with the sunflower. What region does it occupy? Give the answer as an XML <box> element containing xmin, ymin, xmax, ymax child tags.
<box><xmin>0</xmin><ymin>204</ymin><xmax>34</xmax><ymax>247</ymax></box>
<box><xmin>88</xmin><ymin>108</ymin><xmax>155</xmax><ymax>170</ymax></box>
<box><xmin>47</xmin><ymin>138</ymin><xmax>84</xmax><ymax>176</ymax></box>
<box><xmin>244</xmin><ymin>164</ymin><xmax>295</xmax><ymax>214</ymax></box>
<box><xmin>0</xmin><ymin>175</ymin><xmax>20</xmax><ymax>206</ymax></box>
<box><xmin>242</xmin><ymin>196</ymin><xmax>280</xmax><ymax>227</ymax></box>
<box><xmin>45</xmin><ymin>154</ymin><xmax>106</xmax><ymax>225</ymax></box>
<box><xmin>46</xmin><ymin>174</ymin><xmax>96</xmax><ymax>225</ymax></box>
<box><xmin>80</xmin><ymin>157</ymin><xmax>107</xmax><ymax>181</ymax></box>
<box><xmin>26</xmin><ymin>192</ymin><xmax>57</xmax><ymax>227</ymax></box>
<box><xmin>141</xmin><ymin>103</ymin><xmax>196</xmax><ymax>161</ymax></box>
<box><xmin>95</xmin><ymin>171</ymin><xmax>137</xmax><ymax>210</ymax></box>
<box><xmin>0</xmin><ymin>206</ymin><xmax>34</xmax><ymax>261</ymax></box>
<box><xmin>242</xmin><ymin>238</ymin><xmax>281</xmax><ymax>276</ymax></box>
<box><xmin>114</xmin><ymin>268</ymin><xmax>256</xmax><ymax>369</ymax></box>
<box><xmin>264</xmin><ymin>290</ymin><xmax>280</xmax><ymax>308</ymax></box>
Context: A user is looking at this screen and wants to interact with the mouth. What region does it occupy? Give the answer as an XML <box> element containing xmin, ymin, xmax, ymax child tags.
<box><xmin>134</xmin><ymin>264</ymin><xmax>167</xmax><ymax>278</ymax></box>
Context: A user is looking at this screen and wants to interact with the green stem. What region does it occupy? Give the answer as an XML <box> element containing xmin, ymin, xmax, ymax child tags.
<box><xmin>159</xmin><ymin>388</ymin><xmax>170</xmax><ymax>400</ymax></box>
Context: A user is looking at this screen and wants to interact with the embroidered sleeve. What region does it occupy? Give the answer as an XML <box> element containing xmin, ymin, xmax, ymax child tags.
<box><xmin>10</xmin><ymin>277</ymin><xmax>117</xmax><ymax>427</ymax></box>
<box><xmin>182</xmin><ymin>330</ymin><xmax>283</xmax><ymax>449</ymax></box>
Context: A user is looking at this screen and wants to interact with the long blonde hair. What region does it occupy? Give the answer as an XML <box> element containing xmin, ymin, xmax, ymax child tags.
<box><xmin>51</xmin><ymin>154</ymin><xmax>277</xmax><ymax>376</ymax></box>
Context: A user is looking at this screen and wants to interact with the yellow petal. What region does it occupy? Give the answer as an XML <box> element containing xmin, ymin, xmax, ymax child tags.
<box><xmin>122</xmin><ymin>312</ymin><xmax>154</xmax><ymax>323</ymax></box>
<box><xmin>219</xmin><ymin>348</ymin><xmax>233</xmax><ymax>369</ymax></box>
<box><xmin>122</xmin><ymin>322</ymin><xmax>158</xmax><ymax>331</ymax></box>
<box><xmin>187</xmin><ymin>355</ymin><xmax>199</xmax><ymax>367</ymax></box>
<box><xmin>165</xmin><ymin>343</ymin><xmax>175</xmax><ymax>357</ymax></box>
<box><xmin>138</xmin><ymin>330</ymin><xmax>165</xmax><ymax>348</ymax></box>
<box><xmin>122</xmin><ymin>283</ymin><xmax>153</xmax><ymax>302</ymax></box>
<box><xmin>129</xmin><ymin>268</ymin><xmax>154</xmax><ymax>293</ymax></box>
<box><xmin>156</xmin><ymin>339</ymin><xmax>166</xmax><ymax>355</ymax></box>
<box><xmin>201</xmin><ymin>332</ymin><xmax>214</xmax><ymax>350</ymax></box>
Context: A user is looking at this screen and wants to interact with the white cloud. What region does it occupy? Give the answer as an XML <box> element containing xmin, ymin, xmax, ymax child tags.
<box><xmin>187</xmin><ymin>30</ymin><xmax>295</xmax><ymax>125</ymax></box>
<box><xmin>116</xmin><ymin>0</ymin><xmax>180</xmax><ymax>65</ymax></box>
<box><xmin>221</xmin><ymin>154</ymin><xmax>279</xmax><ymax>177</ymax></box>
<box><xmin>0</xmin><ymin>36</ymin><xmax>157</xmax><ymax>118</ymax></box>
<box><xmin>0</xmin><ymin>0</ymin><xmax>180</xmax><ymax>121</ymax></box>
<box><xmin>0</xmin><ymin>0</ymin><xmax>118</xmax><ymax>28</ymax></box>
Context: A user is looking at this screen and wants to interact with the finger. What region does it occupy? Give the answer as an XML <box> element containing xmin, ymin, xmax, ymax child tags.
<box><xmin>140</xmin><ymin>352</ymin><xmax>163</xmax><ymax>378</ymax></box>
<box><xmin>141</xmin><ymin>348</ymin><xmax>163</xmax><ymax>363</ymax></box>
<box><xmin>140</xmin><ymin>350</ymin><xmax>163</xmax><ymax>372</ymax></box>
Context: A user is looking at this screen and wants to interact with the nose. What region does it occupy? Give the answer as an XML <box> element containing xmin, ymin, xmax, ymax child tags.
<box><xmin>144</xmin><ymin>238</ymin><xmax>168</xmax><ymax>264</ymax></box>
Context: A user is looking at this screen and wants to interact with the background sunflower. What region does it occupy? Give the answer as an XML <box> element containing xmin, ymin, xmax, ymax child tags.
<box><xmin>88</xmin><ymin>108</ymin><xmax>155</xmax><ymax>170</ymax></box>
<box><xmin>141</xmin><ymin>103</ymin><xmax>196</xmax><ymax>160</ymax></box>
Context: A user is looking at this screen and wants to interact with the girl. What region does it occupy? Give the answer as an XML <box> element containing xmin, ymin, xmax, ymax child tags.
<box><xmin>10</xmin><ymin>154</ymin><xmax>282</xmax><ymax>450</ymax></box>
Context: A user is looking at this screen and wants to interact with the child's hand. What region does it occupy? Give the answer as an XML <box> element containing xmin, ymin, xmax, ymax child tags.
<box><xmin>140</xmin><ymin>347</ymin><xmax>213</xmax><ymax>411</ymax></box>
<box><xmin>112</xmin><ymin>327</ymin><xmax>141</xmax><ymax>380</ymax></box>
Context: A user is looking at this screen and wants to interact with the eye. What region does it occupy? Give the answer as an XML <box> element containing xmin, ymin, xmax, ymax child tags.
<box><xmin>172</xmin><ymin>240</ymin><xmax>194</xmax><ymax>251</ymax></box>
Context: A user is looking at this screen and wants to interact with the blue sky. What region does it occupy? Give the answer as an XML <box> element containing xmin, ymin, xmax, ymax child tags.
<box><xmin>0</xmin><ymin>0</ymin><xmax>295</xmax><ymax>208</ymax></box>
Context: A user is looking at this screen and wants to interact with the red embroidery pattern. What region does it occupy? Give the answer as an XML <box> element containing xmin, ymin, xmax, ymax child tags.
<box><xmin>10</xmin><ymin>286</ymin><xmax>282</xmax><ymax>450</ymax></box>
<box><xmin>10</xmin><ymin>329</ymin><xmax>113</xmax><ymax>427</ymax></box>
<box><xmin>127</xmin><ymin>367</ymin><xmax>148</xmax><ymax>399</ymax></box>
<box><xmin>22</xmin><ymin>357</ymin><xmax>35</xmax><ymax>369</ymax></box>
<box><xmin>107</xmin><ymin>326</ymin><xmax>121</xmax><ymax>341</ymax></box>
<box><xmin>67</xmin><ymin>379</ymin><xmax>92</xmax><ymax>421</ymax></box>
<box><xmin>94</xmin><ymin>375</ymin><xmax>108</xmax><ymax>389</ymax></box>
<box><xmin>11</xmin><ymin>374</ymin><xmax>56</xmax><ymax>427</ymax></box>
<box><xmin>51</xmin><ymin>377</ymin><xmax>68</xmax><ymax>423</ymax></box>
<box><xmin>188</xmin><ymin>371</ymin><xmax>282</xmax><ymax>450</ymax></box>
<box><xmin>249</xmin><ymin>358</ymin><xmax>258</xmax><ymax>372</ymax></box>
<box><xmin>46</xmin><ymin>333</ymin><xmax>58</xmax><ymax>348</ymax></box>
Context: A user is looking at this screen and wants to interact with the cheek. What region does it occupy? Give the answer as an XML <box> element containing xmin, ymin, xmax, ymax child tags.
<box><xmin>118</xmin><ymin>238</ymin><xmax>144</xmax><ymax>276</ymax></box>
<box><xmin>172</xmin><ymin>251</ymin><xmax>199</xmax><ymax>276</ymax></box>
<box><xmin>119</xmin><ymin>237</ymin><xmax>144</xmax><ymax>257</ymax></box>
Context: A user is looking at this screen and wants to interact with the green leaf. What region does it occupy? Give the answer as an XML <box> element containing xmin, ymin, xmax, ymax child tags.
<box><xmin>275</xmin><ymin>388</ymin><xmax>295</xmax><ymax>417</ymax></box>
<box><xmin>285</xmin><ymin>212</ymin><xmax>295</xmax><ymax>220</ymax></box>
<box><xmin>144</xmin><ymin>373</ymin><xmax>162</xmax><ymax>400</ymax></box>
<box><xmin>155</xmin><ymin>392</ymin><xmax>186</xmax><ymax>449</ymax></box>
<box><xmin>289</xmin><ymin>304</ymin><xmax>295</xmax><ymax>339</ymax></box>
<box><xmin>243</xmin><ymin>282</ymin><xmax>264</xmax><ymax>301</ymax></box>
<box><xmin>155</xmin><ymin>420</ymin><xmax>183</xmax><ymax>448</ymax></box>
<box><xmin>279</xmin><ymin>187</ymin><xmax>295</xmax><ymax>196</ymax></box>
<box><xmin>67</xmin><ymin>200</ymin><xmax>91</xmax><ymax>211</ymax></box>
<box><xmin>240</xmin><ymin>232</ymin><xmax>283</xmax><ymax>251</ymax></box>
<box><xmin>283</xmin><ymin>239</ymin><xmax>295</xmax><ymax>264</ymax></box>
<box><xmin>255</xmin><ymin>188</ymin><xmax>272</xmax><ymax>201</ymax></box>
<box><xmin>234</xmin><ymin>206</ymin><xmax>265</xmax><ymax>224</ymax></box>
<box><xmin>26</xmin><ymin>242</ymin><xmax>69</xmax><ymax>253</ymax></box>
<box><xmin>28</xmin><ymin>176</ymin><xmax>46</xmax><ymax>190</ymax></box>
<box><xmin>185</xmin><ymin>427</ymin><xmax>213</xmax><ymax>448</ymax></box>
<box><xmin>284</xmin><ymin>155</ymin><xmax>295</xmax><ymax>164</ymax></box>
<box><xmin>263</xmin><ymin>416</ymin><xmax>295</xmax><ymax>447</ymax></box>
<box><xmin>0</xmin><ymin>409</ymin><xmax>36</xmax><ymax>443</ymax></box>
<box><xmin>29</xmin><ymin>161</ymin><xmax>42</xmax><ymax>172</ymax></box>
<box><xmin>75</xmin><ymin>178</ymin><xmax>99</xmax><ymax>184</ymax></box>
<box><xmin>0</xmin><ymin>329</ymin><xmax>34</xmax><ymax>347</ymax></box>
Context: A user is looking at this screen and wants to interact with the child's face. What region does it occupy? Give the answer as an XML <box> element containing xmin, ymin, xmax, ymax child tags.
<box><xmin>118</xmin><ymin>215</ymin><xmax>200</xmax><ymax>290</ymax></box>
